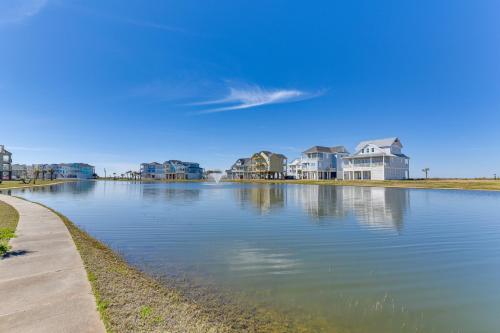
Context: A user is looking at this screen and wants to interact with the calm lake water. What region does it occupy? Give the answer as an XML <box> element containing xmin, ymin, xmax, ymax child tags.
<box><xmin>7</xmin><ymin>181</ymin><xmax>500</xmax><ymax>332</ymax></box>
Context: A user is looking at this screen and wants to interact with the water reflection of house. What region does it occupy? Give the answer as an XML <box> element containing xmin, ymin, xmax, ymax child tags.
<box><xmin>233</xmin><ymin>183</ymin><xmax>408</xmax><ymax>230</ymax></box>
<box><xmin>288</xmin><ymin>185</ymin><xmax>347</xmax><ymax>219</ymax></box>
<box><xmin>229</xmin><ymin>244</ymin><xmax>302</xmax><ymax>275</ymax></box>
<box><xmin>341</xmin><ymin>186</ymin><xmax>409</xmax><ymax>231</ymax></box>
<box><xmin>288</xmin><ymin>185</ymin><xmax>409</xmax><ymax>230</ymax></box>
<box><xmin>233</xmin><ymin>185</ymin><xmax>286</xmax><ymax>214</ymax></box>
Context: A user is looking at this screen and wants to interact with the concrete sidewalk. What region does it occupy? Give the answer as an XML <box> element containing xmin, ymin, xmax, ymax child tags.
<box><xmin>0</xmin><ymin>195</ymin><xmax>106</xmax><ymax>333</ymax></box>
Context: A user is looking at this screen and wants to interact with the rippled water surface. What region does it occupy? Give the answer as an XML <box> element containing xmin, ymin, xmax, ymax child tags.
<box><xmin>8</xmin><ymin>181</ymin><xmax>500</xmax><ymax>332</ymax></box>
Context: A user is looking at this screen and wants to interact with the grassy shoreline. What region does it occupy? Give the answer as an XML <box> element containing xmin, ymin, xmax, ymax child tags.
<box><xmin>33</xmin><ymin>202</ymin><xmax>297</xmax><ymax>333</ymax></box>
<box><xmin>0</xmin><ymin>200</ymin><xmax>19</xmax><ymax>256</ymax></box>
<box><xmin>224</xmin><ymin>178</ymin><xmax>500</xmax><ymax>191</ymax></box>
<box><xmin>98</xmin><ymin>177</ymin><xmax>500</xmax><ymax>191</ymax></box>
<box><xmin>0</xmin><ymin>179</ymin><xmax>72</xmax><ymax>190</ymax></box>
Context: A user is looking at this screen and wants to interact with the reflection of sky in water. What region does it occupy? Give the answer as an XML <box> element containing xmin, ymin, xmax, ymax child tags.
<box><xmin>229</xmin><ymin>242</ymin><xmax>302</xmax><ymax>275</ymax></box>
<box><xmin>8</xmin><ymin>181</ymin><xmax>500</xmax><ymax>333</ymax></box>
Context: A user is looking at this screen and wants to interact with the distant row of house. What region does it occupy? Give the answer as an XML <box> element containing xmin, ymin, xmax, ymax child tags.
<box><xmin>2</xmin><ymin>137</ymin><xmax>410</xmax><ymax>182</ymax></box>
<box><xmin>140</xmin><ymin>160</ymin><xmax>204</xmax><ymax>180</ymax></box>
<box><xmin>226</xmin><ymin>137</ymin><xmax>410</xmax><ymax>181</ymax></box>
<box><xmin>0</xmin><ymin>145</ymin><xmax>95</xmax><ymax>180</ymax></box>
<box><xmin>11</xmin><ymin>163</ymin><xmax>95</xmax><ymax>180</ymax></box>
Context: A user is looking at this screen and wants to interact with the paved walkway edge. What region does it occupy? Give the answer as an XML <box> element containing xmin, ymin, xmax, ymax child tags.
<box><xmin>0</xmin><ymin>194</ymin><xmax>106</xmax><ymax>333</ymax></box>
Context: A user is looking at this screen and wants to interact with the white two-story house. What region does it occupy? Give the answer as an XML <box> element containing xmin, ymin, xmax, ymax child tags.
<box><xmin>342</xmin><ymin>137</ymin><xmax>409</xmax><ymax>180</ymax></box>
<box><xmin>289</xmin><ymin>146</ymin><xmax>349</xmax><ymax>180</ymax></box>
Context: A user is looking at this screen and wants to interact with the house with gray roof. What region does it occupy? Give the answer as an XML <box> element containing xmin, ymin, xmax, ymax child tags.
<box><xmin>342</xmin><ymin>137</ymin><xmax>410</xmax><ymax>180</ymax></box>
<box><xmin>141</xmin><ymin>160</ymin><xmax>204</xmax><ymax>180</ymax></box>
<box><xmin>226</xmin><ymin>158</ymin><xmax>252</xmax><ymax>180</ymax></box>
<box><xmin>288</xmin><ymin>145</ymin><xmax>349</xmax><ymax>180</ymax></box>
<box><xmin>140</xmin><ymin>162</ymin><xmax>164</xmax><ymax>179</ymax></box>
<box><xmin>164</xmin><ymin>160</ymin><xmax>203</xmax><ymax>179</ymax></box>
<box><xmin>228</xmin><ymin>151</ymin><xmax>287</xmax><ymax>180</ymax></box>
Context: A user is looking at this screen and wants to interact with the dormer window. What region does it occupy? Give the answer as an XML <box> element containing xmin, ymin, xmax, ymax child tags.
<box><xmin>371</xmin><ymin>148</ymin><xmax>374</xmax><ymax>153</ymax></box>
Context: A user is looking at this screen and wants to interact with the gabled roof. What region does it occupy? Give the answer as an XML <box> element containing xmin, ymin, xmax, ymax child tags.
<box><xmin>237</xmin><ymin>158</ymin><xmax>251</xmax><ymax>164</ymax></box>
<box><xmin>273</xmin><ymin>153</ymin><xmax>287</xmax><ymax>159</ymax></box>
<box><xmin>142</xmin><ymin>162</ymin><xmax>162</xmax><ymax>166</ymax></box>
<box><xmin>252</xmin><ymin>151</ymin><xmax>287</xmax><ymax>159</ymax></box>
<box><xmin>303</xmin><ymin>145</ymin><xmax>348</xmax><ymax>154</ymax></box>
<box><xmin>231</xmin><ymin>158</ymin><xmax>251</xmax><ymax>168</ymax></box>
<box><xmin>355</xmin><ymin>137</ymin><xmax>402</xmax><ymax>151</ymax></box>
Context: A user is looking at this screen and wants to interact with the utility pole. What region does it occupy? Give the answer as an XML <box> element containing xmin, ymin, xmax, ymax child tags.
<box><xmin>494</xmin><ymin>173</ymin><xmax>497</xmax><ymax>180</ymax></box>
<box><xmin>104</xmin><ymin>168</ymin><xmax>107</xmax><ymax>179</ymax></box>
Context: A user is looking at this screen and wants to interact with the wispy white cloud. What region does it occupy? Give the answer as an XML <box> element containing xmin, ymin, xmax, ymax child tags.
<box><xmin>192</xmin><ymin>84</ymin><xmax>324</xmax><ymax>114</ymax></box>
<box><xmin>0</xmin><ymin>0</ymin><xmax>48</xmax><ymax>24</ymax></box>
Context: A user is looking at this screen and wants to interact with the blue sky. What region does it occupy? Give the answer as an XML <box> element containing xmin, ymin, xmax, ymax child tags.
<box><xmin>1</xmin><ymin>0</ymin><xmax>499</xmax><ymax>177</ymax></box>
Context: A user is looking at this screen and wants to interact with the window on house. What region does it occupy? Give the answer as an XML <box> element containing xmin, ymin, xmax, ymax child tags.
<box><xmin>371</xmin><ymin>148</ymin><xmax>374</xmax><ymax>153</ymax></box>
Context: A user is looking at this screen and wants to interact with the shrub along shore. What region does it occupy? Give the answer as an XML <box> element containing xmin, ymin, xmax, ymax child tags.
<box><xmin>36</xmin><ymin>203</ymin><xmax>300</xmax><ymax>333</ymax></box>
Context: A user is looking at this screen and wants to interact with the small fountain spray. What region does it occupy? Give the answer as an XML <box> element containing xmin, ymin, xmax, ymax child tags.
<box><xmin>206</xmin><ymin>170</ymin><xmax>224</xmax><ymax>184</ymax></box>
